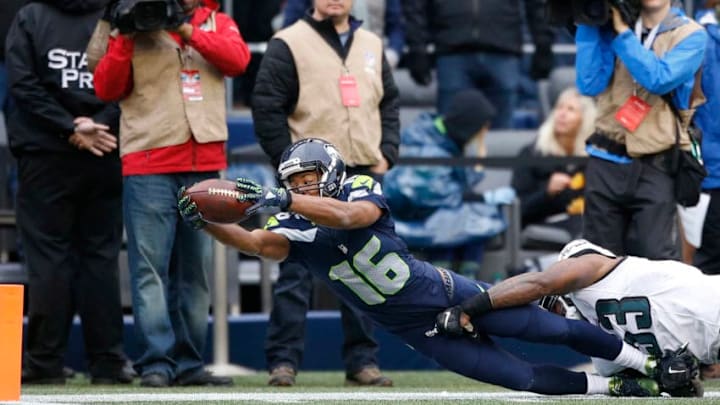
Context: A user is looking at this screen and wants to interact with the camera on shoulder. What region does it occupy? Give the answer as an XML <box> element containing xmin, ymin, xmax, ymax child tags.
<box><xmin>546</xmin><ymin>0</ymin><xmax>641</xmax><ymax>26</ymax></box>
<box><xmin>112</xmin><ymin>0</ymin><xmax>186</xmax><ymax>34</ymax></box>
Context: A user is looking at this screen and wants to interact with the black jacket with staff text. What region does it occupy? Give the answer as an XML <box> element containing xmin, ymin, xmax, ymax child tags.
<box><xmin>5</xmin><ymin>0</ymin><xmax>119</xmax><ymax>156</ymax></box>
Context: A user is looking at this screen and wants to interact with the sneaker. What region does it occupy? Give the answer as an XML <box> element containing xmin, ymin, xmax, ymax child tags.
<box><xmin>345</xmin><ymin>366</ymin><xmax>393</xmax><ymax>387</ymax></box>
<box><xmin>175</xmin><ymin>369</ymin><xmax>233</xmax><ymax>387</ymax></box>
<box><xmin>609</xmin><ymin>376</ymin><xmax>660</xmax><ymax>397</ymax></box>
<box><xmin>21</xmin><ymin>367</ymin><xmax>65</xmax><ymax>385</ymax></box>
<box><xmin>268</xmin><ymin>365</ymin><xmax>296</xmax><ymax>387</ymax></box>
<box><xmin>140</xmin><ymin>372</ymin><xmax>170</xmax><ymax>388</ymax></box>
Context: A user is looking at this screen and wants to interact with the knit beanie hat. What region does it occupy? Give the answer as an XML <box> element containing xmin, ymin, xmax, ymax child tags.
<box><xmin>443</xmin><ymin>90</ymin><xmax>496</xmax><ymax>147</ymax></box>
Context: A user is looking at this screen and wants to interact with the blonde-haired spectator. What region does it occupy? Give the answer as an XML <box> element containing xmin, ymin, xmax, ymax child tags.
<box><xmin>511</xmin><ymin>87</ymin><xmax>597</xmax><ymax>239</ymax></box>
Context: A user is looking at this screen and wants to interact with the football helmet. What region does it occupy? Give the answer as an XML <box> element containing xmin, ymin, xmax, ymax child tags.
<box><xmin>558</xmin><ymin>239</ymin><xmax>617</xmax><ymax>261</ymax></box>
<box><xmin>278</xmin><ymin>138</ymin><xmax>346</xmax><ymax>197</ymax></box>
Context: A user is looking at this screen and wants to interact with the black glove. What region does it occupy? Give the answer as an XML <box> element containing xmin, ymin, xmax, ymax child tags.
<box><xmin>435</xmin><ymin>306</ymin><xmax>468</xmax><ymax>336</ymax></box>
<box><xmin>530</xmin><ymin>44</ymin><xmax>554</xmax><ymax>80</ymax></box>
<box><xmin>235</xmin><ymin>177</ymin><xmax>292</xmax><ymax>216</ymax></box>
<box><xmin>405</xmin><ymin>49</ymin><xmax>432</xmax><ymax>86</ymax></box>
<box><xmin>177</xmin><ymin>187</ymin><xmax>207</xmax><ymax>230</ymax></box>
<box><xmin>655</xmin><ymin>344</ymin><xmax>700</xmax><ymax>392</ymax></box>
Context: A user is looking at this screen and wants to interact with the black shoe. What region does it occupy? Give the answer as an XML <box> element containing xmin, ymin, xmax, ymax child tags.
<box><xmin>91</xmin><ymin>368</ymin><xmax>135</xmax><ymax>385</ymax></box>
<box><xmin>22</xmin><ymin>367</ymin><xmax>65</xmax><ymax>385</ymax></box>
<box><xmin>140</xmin><ymin>372</ymin><xmax>170</xmax><ymax>388</ymax></box>
<box><xmin>175</xmin><ymin>369</ymin><xmax>233</xmax><ymax>386</ymax></box>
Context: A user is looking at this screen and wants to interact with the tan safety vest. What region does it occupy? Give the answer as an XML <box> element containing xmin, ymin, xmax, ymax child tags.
<box><xmin>275</xmin><ymin>20</ymin><xmax>384</xmax><ymax>167</ymax></box>
<box><xmin>595</xmin><ymin>20</ymin><xmax>705</xmax><ymax>156</ymax></box>
<box><xmin>119</xmin><ymin>14</ymin><xmax>227</xmax><ymax>156</ymax></box>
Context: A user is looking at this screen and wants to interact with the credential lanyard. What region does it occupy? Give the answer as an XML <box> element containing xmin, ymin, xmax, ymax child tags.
<box><xmin>631</xmin><ymin>17</ymin><xmax>660</xmax><ymax>94</ymax></box>
<box><xmin>634</xmin><ymin>17</ymin><xmax>660</xmax><ymax>50</ymax></box>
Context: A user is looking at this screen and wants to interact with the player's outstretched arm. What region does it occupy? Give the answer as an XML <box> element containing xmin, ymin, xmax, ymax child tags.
<box><xmin>290</xmin><ymin>193</ymin><xmax>382</xmax><ymax>229</ymax></box>
<box><xmin>204</xmin><ymin>223</ymin><xmax>290</xmax><ymax>262</ymax></box>
<box><xmin>488</xmin><ymin>255</ymin><xmax>615</xmax><ymax>309</ymax></box>
<box><xmin>436</xmin><ymin>255</ymin><xmax>618</xmax><ymax>335</ymax></box>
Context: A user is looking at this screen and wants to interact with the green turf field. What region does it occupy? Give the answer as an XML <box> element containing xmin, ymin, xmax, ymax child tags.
<box><xmin>15</xmin><ymin>371</ymin><xmax>720</xmax><ymax>404</ymax></box>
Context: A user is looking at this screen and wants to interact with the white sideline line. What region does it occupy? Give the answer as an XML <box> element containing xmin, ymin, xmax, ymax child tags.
<box><xmin>15</xmin><ymin>391</ymin><xmax>720</xmax><ymax>403</ymax></box>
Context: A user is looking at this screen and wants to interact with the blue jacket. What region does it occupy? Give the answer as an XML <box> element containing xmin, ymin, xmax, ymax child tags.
<box><xmin>282</xmin><ymin>0</ymin><xmax>404</xmax><ymax>57</ymax></box>
<box><xmin>695</xmin><ymin>10</ymin><xmax>720</xmax><ymax>190</ymax></box>
<box><xmin>383</xmin><ymin>113</ymin><xmax>506</xmax><ymax>247</ymax></box>
<box><xmin>576</xmin><ymin>7</ymin><xmax>707</xmax><ymax>110</ymax></box>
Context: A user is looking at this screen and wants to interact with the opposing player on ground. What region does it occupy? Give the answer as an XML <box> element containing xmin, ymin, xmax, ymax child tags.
<box><xmin>436</xmin><ymin>239</ymin><xmax>708</xmax><ymax>396</ymax></box>
<box><xmin>177</xmin><ymin>138</ymin><xmax>687</xmax><ymax>396</ymax></box>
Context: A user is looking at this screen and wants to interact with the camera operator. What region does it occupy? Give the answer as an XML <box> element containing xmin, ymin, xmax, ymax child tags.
<box><xmin>577</xmin><ymin>0</ymin><xmax>707</xmax><ymax>259</ymax></box>
<box><xmin>92</xmin><ymin>0</ymin><xmax>250</xmax><ymax>388</ymax></box>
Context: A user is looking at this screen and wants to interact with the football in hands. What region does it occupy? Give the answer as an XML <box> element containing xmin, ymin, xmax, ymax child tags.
<box><xmin>182</xmin><ymin>179</ymin><xmax>253</xmax><ymax>224</ymax></box>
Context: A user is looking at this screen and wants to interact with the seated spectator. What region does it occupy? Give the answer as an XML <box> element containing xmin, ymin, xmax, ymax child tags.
<box><xmin>384</xmin><ymin>90</ymin><xmax>514</xmax><ymax>279</ymax></box>
<box><xmin>511</xmin><ymin>87</ymin><xmax>596</xmax><ymax>240</ymax></box>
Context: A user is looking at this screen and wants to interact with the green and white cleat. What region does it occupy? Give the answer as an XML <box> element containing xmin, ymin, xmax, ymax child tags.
<box><xmin>609</xmin><ymin>376</ymin><xmax>660</xmax><ymax>397</ymax></box>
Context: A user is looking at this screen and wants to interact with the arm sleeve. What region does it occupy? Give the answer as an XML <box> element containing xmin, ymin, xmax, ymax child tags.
<box><xmin>400</xmin><ymin>0</ymin><xmax>429</xmax><ymax>51</ymax></box>
<box><xmin>575</xmin><ymin>25</ymin><xmax>616</xmax><ymax>96</ymax></box>
<box><xmin>5</xmin><ymin>10</ymin><xmax>75</xmax><ymax>136</ymax></box>
<box><xmin>384</xmin><ymin>0</ymin><xmax>405</xmax><ymax>56</ymax></box>
<box><xmin>91</xmin><ymin>103</ymin><xmax>121</xmax><ymax>134</ymax></box>
<box><xmin>188</xmin><ymin>12</ymin><xmax>251</xmax><ymax>77</ymax></box>
<box><xmin>251</xmin><ymin>39</ymin><xmax>298</xmax><ymax>167</ymax></box>
<box><xmin>93</xmin><ymin>35</ymin><xmax>135</xmax><ymax>102</ymax></box>
<box><xmin>525</xmin><ymin>0</ymin><xmax>555</xmax><ymax>49</ymax></box>
<box><xmin>282</xmin><ymin>0</ymin><xmax>308</xmax><ymax>28</ymax></box>
<box><xmin>612</xmin><ymin>28</ymin><xmax>707</xmax><ymax>97</ymax></box>
<box><xmin>379</xmin><ymin>53</ymin><xmax>400</xmax><ymax>168</ymax></box>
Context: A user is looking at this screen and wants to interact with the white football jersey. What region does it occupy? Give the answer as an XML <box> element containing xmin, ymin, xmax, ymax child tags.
<box><xmin>570</xmin><ymin>256</ymin><xmax>720</xmax><ymax>365</ymax></box>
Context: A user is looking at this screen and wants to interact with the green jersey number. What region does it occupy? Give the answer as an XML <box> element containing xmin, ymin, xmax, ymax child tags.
<box><xmin>328</xmin><ymin>236</ymin><xmax>410</xmax><ymax>305</ymax></box>
<box><xmin>596</xmin><ymin>297</ymin><xmax>661</xmax><ymax>356</ymax></box>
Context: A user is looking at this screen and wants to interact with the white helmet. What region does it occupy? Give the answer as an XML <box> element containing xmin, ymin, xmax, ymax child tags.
<box><xmin>558</xmin><ymin>239</ymin><xmax>617</xmax><ymax>261</ymax></box>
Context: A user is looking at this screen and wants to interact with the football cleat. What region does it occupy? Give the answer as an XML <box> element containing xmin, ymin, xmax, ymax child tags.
<box><xmin>609</xmin><ymin>376</ymin><xmax>660</xmax><ymax>397</ymax></box>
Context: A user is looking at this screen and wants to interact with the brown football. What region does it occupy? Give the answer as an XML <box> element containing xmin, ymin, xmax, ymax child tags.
<box><xmin>182</xmin><ymin>179</ymin><xmax>253</xmax><ymax>224</ymax></box>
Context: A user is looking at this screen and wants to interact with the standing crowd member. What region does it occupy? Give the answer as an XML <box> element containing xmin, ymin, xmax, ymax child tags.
<box><xmin>577</xmin><ymin>0</ymin><xmax>707</xmax><ymax>259</ymax></box>
<box><xmin>178</xmin><ymin>138</ymin><xmax>691</xmax><ymax>398</ymax></box>
<box><xmin>6</xmin><ymin>0</ymin><xmax>130</xmax><ymax>384</ymax></box>
<box><xmin>384</xmin><ymin>89</ymin><xmax>514</xmax><ymax>279</ymax></box>
<box><xmin>692</xmin><ymin>1</ymin><xmax>720</xmax><ymax>275</ymax></box>
<box><xmin>402</xmin><ymin>0</ymin><xmax>555</xmax><ymax>127</ymax></box>
<box><xmin>92</xmin><ymin>0</ymin><xmax>250</xmax><ymax>387</ymax></box>
<box><xmin>436</xmin><ymin>239</ymin><xmax>711</xmax><ymax>396</ymax></box>
<box><xmin>512</xmin><ymin>87</ymin><xmax>596</xmax><ymax>239</ymax></box>
<box><xmin>251</xmin><ymin>0</ymin><xmax>399</xmax><ymax>387</ymax></box>
<box><xmin>282</xmin><ymin>0</ymin><xmax>405</xmax><ymax>69</ymax></box>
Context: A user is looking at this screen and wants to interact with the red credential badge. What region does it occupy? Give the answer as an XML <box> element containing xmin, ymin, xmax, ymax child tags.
<box><xmin>181</xmin><ymin>70</ymin><xmax>203</xmax><ymax>102</ymax></box>
<box><xmin>615</xmin><ymin>95</ymin><xmax>652</xmax><ymax>132</ymax></box>
<box><xmin>339</xmin><ymin>74</ymin><xmax>360</xmax><ymax>107</ymax></box>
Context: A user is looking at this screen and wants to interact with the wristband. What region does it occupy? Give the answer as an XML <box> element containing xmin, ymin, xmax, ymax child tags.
<box><xmin>459</xmin><ymin>290</ymin><xmax>493</xmax><ymax>317</ymax></box>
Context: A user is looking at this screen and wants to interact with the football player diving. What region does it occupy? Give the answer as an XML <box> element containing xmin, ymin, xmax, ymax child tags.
<box><xmin>436</xmin><ymin>239</ymin><xmax>709</xmax><ymax>396</ymax></box>
<box><xmin>177</xmin><ymin>138</ymin><xmax>692</xmax><ymax>397</ymax></box>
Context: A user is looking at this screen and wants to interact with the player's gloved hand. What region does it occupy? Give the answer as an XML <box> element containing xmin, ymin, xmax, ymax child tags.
<box><xmin>482</xmin><ymin>186</ymin><xmax>516</xmax><ymax>205</ymax></box>
<box><xmin>655</xmin><ymin>343</ymin><xmax>700</xmax><ymax>392</ymax></box>
<box><xmin>177</xmin><ymin>187</ymin><xmax>206</xmax><ymax>230</ymax></box>
<box><xmin>435</xmin><ymin>306</ymin><xmax>474</xmax><ymax>336</ymax></box>
<box><xmin>235</xmin><ymin>177</ymin><xmax>292</xmax><ymax>216</ymax></box>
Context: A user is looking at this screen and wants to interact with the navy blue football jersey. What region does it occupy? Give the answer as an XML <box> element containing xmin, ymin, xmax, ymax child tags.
<box><xmin>264</xmin><ymin>175</ymin><xmax>452</xmax><ymax>331</ymax></box>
